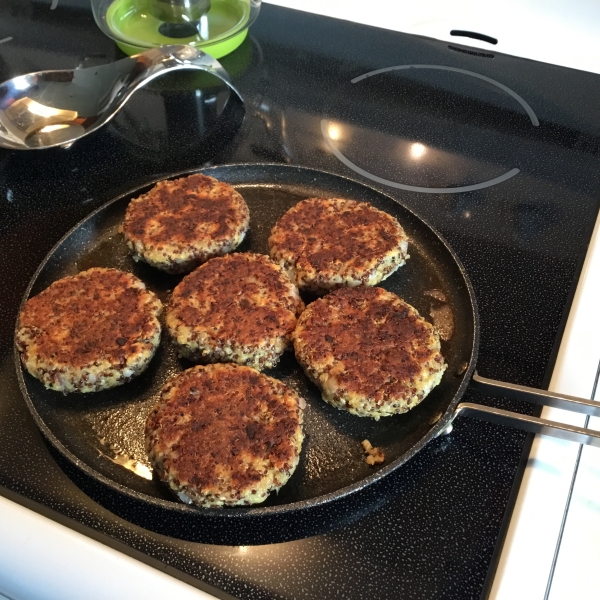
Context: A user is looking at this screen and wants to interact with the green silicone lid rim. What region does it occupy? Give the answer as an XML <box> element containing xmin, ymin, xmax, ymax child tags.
<box><xmin>114</xmin><ymin>28</ymin><xmax>248</xmax><ymax>58</ymax></box>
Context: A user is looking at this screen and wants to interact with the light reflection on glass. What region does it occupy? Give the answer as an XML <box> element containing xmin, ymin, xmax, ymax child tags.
<box><xmin>200</xmin><ymin>15</ymin><xmax>209</xmax><ymax>39</ymax></box>
<box><xmin>410</xmin><ymin>142</ymin><xmax>426</xmax><ymax>159</ymax></box>
<box><xmin>320</xmin><ymin>116</ymin><xmax>516</xmax><ymax>192</ymax></box>
<box><xmin>327</xmin><ymin>123</ymin><xmax>342</xmax><ymax>141</ymax></box>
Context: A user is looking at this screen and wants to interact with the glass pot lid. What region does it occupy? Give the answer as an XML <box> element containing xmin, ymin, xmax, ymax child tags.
<box><xmin>92</xmin><ymin>0</ymin><xmax>260</xmax><ymax>57</ymax></box>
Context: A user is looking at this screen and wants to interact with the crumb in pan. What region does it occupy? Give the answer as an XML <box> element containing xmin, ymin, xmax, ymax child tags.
<box><xmin>362</xmin><ymin>439</ymin><xmax>385</xmax><ymax>465</ymax></box>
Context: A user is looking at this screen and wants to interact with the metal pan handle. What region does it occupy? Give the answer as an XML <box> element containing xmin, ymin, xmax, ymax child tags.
<box><xmin>451</xmin><ymin>372</ymin><xmax>600</xmax><ymax>447</ymax></box>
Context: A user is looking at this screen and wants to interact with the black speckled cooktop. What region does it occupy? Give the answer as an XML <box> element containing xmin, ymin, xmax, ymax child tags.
<box><xmin>2</xmin><ymin>3</ymin><xmax>600</xmax><ymax>599</ymax></box>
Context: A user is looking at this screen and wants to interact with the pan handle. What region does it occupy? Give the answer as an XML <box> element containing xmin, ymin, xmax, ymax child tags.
<box><xmin>451</xmin><ymin>372</ymin><xmax>600</xmax><ymax>447</ymax></box>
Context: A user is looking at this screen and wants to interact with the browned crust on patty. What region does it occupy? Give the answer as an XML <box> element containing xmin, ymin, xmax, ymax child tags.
<box><xmin>268</xmin><ymin>197</ymin><xmax>409</xmax><ymax>293</ymax></box>
<box><xmin>145</xmin><ymin>364</ymin><xmax>304</xmax><ymax>507</ymax></box>
<box><xmin>122</xmin><ymin>174</ymin><xmax>250</xmax><ymax>274</ymax></box>
<box><xmin>166</xmin><ymin>253</ymin><xmax>304</xmax><ymax>370</ymax></box>
<box><xmin>16</xmin><ymin>267</ymin><xmax>162</xmax><ymax>393</ymax></box>
<box><xmin>293</xmin><ymin>287</ymin><xmax>446</xmax><ymax>418</ymax></box>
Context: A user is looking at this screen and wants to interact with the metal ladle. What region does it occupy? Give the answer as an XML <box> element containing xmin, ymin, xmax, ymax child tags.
<box><xmin>0</xmin><ymin>45</ymin><xmax>242</xmax><ymax>151</ymax></box>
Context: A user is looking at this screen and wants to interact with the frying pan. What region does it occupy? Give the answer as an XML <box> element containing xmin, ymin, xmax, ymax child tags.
<box><xmin>14</xmin><ymin>164</ymin><xmax>600</xmax><ymax>545</ymax></box>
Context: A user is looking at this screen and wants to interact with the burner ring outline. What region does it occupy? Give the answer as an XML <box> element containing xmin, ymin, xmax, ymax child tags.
<box><xmin>324</xmin><ymin>64</ymin><xmax>536</xmax><ymax>194</ymax></box>
<box><xmin>322</xmin><ymin>120</ymin><xmax>520</xmax><ymax>194</ymax></box>
<box><xmin>352</xmin><ymin>64</ymin><xmax>539</xmax><ymax>126</ymax></box>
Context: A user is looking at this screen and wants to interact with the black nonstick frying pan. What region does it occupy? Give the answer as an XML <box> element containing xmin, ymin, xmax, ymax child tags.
<box><xmin>14</xmin><ymin>164</ymin><xmax>600</xmax><ymax>545</ymax></box>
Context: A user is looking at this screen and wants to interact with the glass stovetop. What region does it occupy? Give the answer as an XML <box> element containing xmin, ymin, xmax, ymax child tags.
<box><xmin>1</xmin><ymin>3</ymin><xmax>600</xmax><ymax>599</ymax></box>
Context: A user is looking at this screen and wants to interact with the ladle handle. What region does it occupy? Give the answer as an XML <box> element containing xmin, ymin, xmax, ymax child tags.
<box><xmin>134</xmin><ymin>45</ymin><xmax>243</xmax><ymax>102</ymax></box>
<box><xmin>453</xmin><ymin>372</ymin><xmax>600</xmax><ymax>447</ymax></box>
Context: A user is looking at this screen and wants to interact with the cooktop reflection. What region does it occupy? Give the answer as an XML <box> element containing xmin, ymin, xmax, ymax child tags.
<box><xmin>321</xmin><ymin>63</ymin><xmax>540</xmax><ymax>193</ymax></box>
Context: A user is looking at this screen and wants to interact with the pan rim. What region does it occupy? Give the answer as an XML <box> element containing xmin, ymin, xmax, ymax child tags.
<box><xmin>14</xmin><ymin>162</ymin><xmax>480</xmax><ymax>520</ymax></box>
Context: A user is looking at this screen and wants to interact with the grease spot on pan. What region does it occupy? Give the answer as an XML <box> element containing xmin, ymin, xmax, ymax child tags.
<box><xmin>99</xmin><ymin>444</ymin><xmax>153</xmax><ymax>480</ymax></box>
<box><xmin>424</xmin><ymin>288</ymin><xmax>454</xmax><ymax>341</ymax></box>
<box><xmin>424</xmin><ymin>288</ymin><xmax>447</xmax><ymax>302</ymax></box>
<box><xmin>429</xmin><ymin>303</ymin><xmax>455</xmax><ymax>341</ymax></box>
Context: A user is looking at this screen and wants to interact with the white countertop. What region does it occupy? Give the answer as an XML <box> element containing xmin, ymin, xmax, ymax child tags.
<box><xmin>0</xmin><ymin>496</ymin><xmax>215</xmax><ymax>600</ymax></box>
<box><xmin>2</xmin><ymin>2</ymin><xmax>600</xmax><ymax>599</ymax></box>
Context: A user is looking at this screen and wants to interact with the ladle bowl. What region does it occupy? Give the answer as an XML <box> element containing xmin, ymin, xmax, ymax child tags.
<box><xmin>0</xmin><ymin>45</ymin><xmax>242</xmax><ymax>151</ymax></box>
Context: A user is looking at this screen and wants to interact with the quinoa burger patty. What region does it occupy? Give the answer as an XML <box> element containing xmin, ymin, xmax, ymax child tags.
<box><xmin>122</xmin><ymin>174</ymin><xmax>250</xmax><ymax>274</ymax></box>
<box><xmin>268</xmin><ymin>197</ymin><xmax>409</xmax><ymax>293</ymax></box>
<box><xmin>145</xmin><ymin>364</ymin><xmax>305</xmax><ymax>507</ymax></box>
<box><xmin>16</xmin><ymin>267</ymin><xmax>162</xmax><ymax>393</ymax></box>
<box><xmin>166</xmin><ymin>253</ymin><xmax>304</xmax><ymax>370</ymax></box>
<box><xmin>293</xmin><ymin>287</ymin><xmax>446</xmax><ymax>419</ymax></box>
